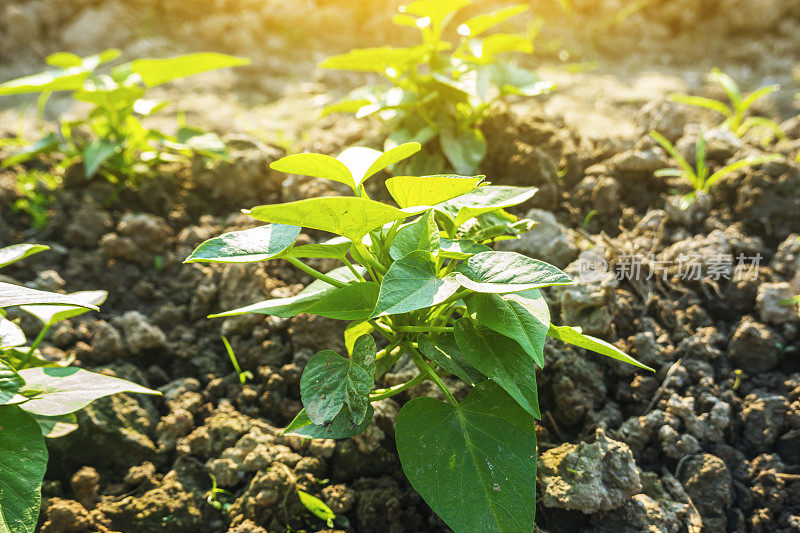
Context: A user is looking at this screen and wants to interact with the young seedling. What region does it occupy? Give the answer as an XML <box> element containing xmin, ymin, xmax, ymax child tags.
<box><xmin>650</xmin><ymin>128</ymin><xmax>780</xmax><ymax>207</ymax></box>
<box><xmin>186</xmin><ymin>142</ymin><xmax>651</xmax><ymax>531</ymax></box>
<box><xmin>320</xmin><ymin>0</ymin><xmax>553</xmax><ymax>175</ymax></box>
<box><xmin>0</xmin><ymin>50</ymin><xmax>249</xmax><ymax>194</ymax></box>
<box><xmin>221</xmin><ymin>335</ymin><xmax>253</xmax><ymax>384</ymax></box>
<box><xmin>669</xmin><ymin>68</ymin><xmax>785</xmax><ymax>146</ymax></box>
<box><xmin>0</xmin><ymin>243</ymin><xmax>159</xmax><ymax>533</ymax></box>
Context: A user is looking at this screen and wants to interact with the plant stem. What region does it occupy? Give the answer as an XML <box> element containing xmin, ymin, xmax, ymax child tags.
<box><xmin>370</xmin><ymin>372</ymin><xmax>426</xmax><ymax>401</ymax></box>
<box><xmin>22</xmin><ymin>323</ymin><xmax>50</xmax><ymax>369</ymax></box>
<box><xmin>285</xmin><ymin>257</ymin><xmax>346</xmax><ymax>288</ymax></box>
<box><xmin>395</xmin><ymin>325</ymin><xmax>452</xmax><ymax>333</ymax></box>
<box><xmin>403</xmin><ymin>341</ymin><xmax>457</xmax><ymax>405</ymax></box>
<box><xmin>341</xmin><ymin>256</ymin><xmax>366</xmax><ymax>282</ymax></box>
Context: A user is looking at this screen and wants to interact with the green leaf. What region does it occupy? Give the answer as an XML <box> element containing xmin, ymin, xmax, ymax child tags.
<box><xmin>395</xmin><ymin>381</ymin><xmax>537</xmax><ymax>532</ymax></box>
<box><xmin>184</xmin><ymin>224</ymin><xmax>300</xmax><ymax>263</ymax></box>
<box><xmin>389</xmin><ymin>211</ymin><xmax>440</xmax><ymax>260</ymax></box>
<box><xmin>455</xmin><ymin>251</ymin><xmax>571</xmax><ymax>293</ymax></box>
<box><xmin>466</xmin><ymin>289</ymin><xmax>549</xmax><ymax>366</ymax></box>
<box><xmin>283</xmin><ymin>404</ymin><xmax>374</xmax><ymax>439</ymax></box>
<box><xmin>0</xmin><ymin>244</ymin><xmax>49</xmax><ymax>269</ymax></box>
<box><xmin>82</xmin><ymin>139</ymin><xmax>118</xmax><ymax>178</ymax></box>
<box><xmin>33</xmin><ymin>413</ymin><xmax>78</xmax><ymax>438</ymax></box>
<box><xmin>0</xmin><ymin>318</ymin><xmax>25</xmax><ymax>349</ymax></box>
<box><xmin>210</xmin><ymin>266</ymin><xmax>365</xmax><ymax>318</ymax></box>
<box><xmin>304</xmin><ymin>282</ymin><xmax>380</xmax><ymax>320</ymax></box>
<box><xmin>336</xmin><ymin>142</ymin><xmax>421</xmax><ymax>187</ymax></box>
<box><xmin>488</xmin><ymin>63</ymin><xmax>554</xmax><ymax>97</ymax></box>
<box><xmin>298</xmin><ymin>490</ymin><xmax>336</xmax><ymax>527</ymax></box>
<box><xmin>45</xmin><ymin>52</ymin><xmax>83</xmax><ymax>68</ymax></box>
<box><xmin>290</xmin><ymin>236</ymin><xmax>352</xmax><ymax>259</ymax></box>
<box><xmin>247</xmin><ymin>197</ymin><xmax>408</xmax><ymax>242</ymax></box>
<box><xmin>344</xmin><ymin>321</ymin><xmax>374</xmax><ymax>355</ymax></box>
<box><xmin>0</xmin><ymin>406</ymin><xmax>48</xmax><ymax>533</ymax></box>
<box><xmin>2</xmin><ymin>133</ymin><xmax>59</xmax><ymax>168</ymax></box>
<box><xmin>385</xmin><ymin>174</ymin><xmax>483</xmax><ymax>209</ymax></box>
<box><xmin>320</xmin><ymin>46</ymin><xmax>429</xmax><ymax>72</ymax></box>
<box><xmin>437</xmin><ymin>185</ymin><xmax>538</xmax><ymax>226</ymax></box>
<box><xmin>20</xmin><ymin>290</ymin><xmax>106</xmax><ymax>327</ymax></box>
<box><xmin>0</xmin><ymin>49</ymin><xmax>111</xmax><ymax>95</ymax></box>
<box><xmin>440</xmin><ymin>126</ymin><xmax>487</xmax><ymax>176</ymax></box>
<box><xmin>668</xmin><ymin>94</ymin><xmax>731</xmax><ymax>118</ymax></box>
<box><xmin>457</xmin><ymin>4</ymin><xmax>528</xmax><ymax>37</ymax></box>
<box><xmin>475</xmin><ymin>33</ymin><xmax>533</xmax><ymax>59</ymax></box>
<box><xmin>299</xmin><ymin>338</ymin><xmax>375</xmax><ymax>427</ymax></box>
<box><xmin>418</xmin><ymin>334</ymin><xmax>484</xmax><ymax>385</ymax></box>
<box><xmin>0</xmin><ymin>282</ymin><xmax>101</xmax><ymax>310</ymax></box>
<box><xmin>371</xmin><ymin>251</ymin><xmax>460</xmax><ymax>317</ymax></box>
<box><xmin>17</xmin><ymin>367</ymin><xmax>160</xmax><ymax>416</ymax></box>
<box><xmin>438</xmin><ymin>238</ymin><xmax>491</xmax><ymax>259</ymax></box>
<box><xmin>129</xmin><ymin>53</ymin><xmax>250</xmax><ymax>87</ymax></box>
<box><xmin>547</xmin><ymin>325</ymin><xmax>653</xmax><ymax>371</ymax></box>
<box><xmin>270</xmin><ymin>153</ymin><xmax>355</xmax><ymax>189</ymax></box>
<box><xmin>0</xmin><ymin>360</ymin><xmax>26</xmax><ymax>407</ymax></box>
<box><xmin>454</xmin><ymin>319</ymin><xmax>540</xmax><ymax>418</ymax></box>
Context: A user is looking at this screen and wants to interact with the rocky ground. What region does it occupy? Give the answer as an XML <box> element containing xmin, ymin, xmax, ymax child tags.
<box><xmin>1</xmin><ymin>0</ymin><xmax>800</xmax><ymax>532</ymax></box>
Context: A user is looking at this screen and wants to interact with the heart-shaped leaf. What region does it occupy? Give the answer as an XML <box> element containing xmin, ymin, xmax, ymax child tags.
<box><xmin>0</xmin><ymin>244</ymin><xmax>49</xmax><ymax>269</ymax></box>
<box><xmin>385</xmin><ymin>175</ymin><xmax>483</xmax><ymax>209</ymax></box>
<box><xmin>372</xmin><ymin>251</ymin><xmax>460</xmax><ymax>317</ymax></box>
<box><xmin>210</xmin><ymin>266</ymin><xmax>370</xmax><ymax>319</ymax></box>
<box><xmin>437</xmin><ymin>185</ymin><xmax>537</xmax><ymax>226</ymax></box>
<box><xmin>466</xmin><ymin>289</ymin><xmax>549</xmax><ymax>366</ymax></box>
<box><xmin>290</xmin><ymin>236</ymin><xmax>352</xmax><ymax>259</ymax></box>
<box><xmin>21</xmin><ymin>290</ymin><xmax>107</xmax><ymax>327</ymax></box>
<box><xmin>184</xmin><ymin>224</ymin><xmax>300</xmax><ymax>263</ymax></box>
<box><xmin>455</xmin><ymin>251</ymin><xmax>571</xmax><ymax>293</ymax></box>
<box><xmin>17</xmin><ymin>367</ymin><xmax>160</xmax><ymax>417</ymax></box>
<box><xmin>337</xmin><ymin>143</ymin><xmax>421</xmax><ymax>187</ymax></box>
<box><xmin>440</xmin><ymin>126</ymin><xmax>487</xmax><ymax>176</ymax></box>
<box><xmin>454</xmin><ymin>319</ymin><xmax>540</xmax><ymax>418</ymax></box>
<box><xmin>389</xmin><ymin>211</ymin><xmax>440</xmax><ymax>260</ymax></box>
<box><xmin>300</xmin><ymin>335</ymin><xmax>376</xmax><ymax>426</ymax></box>
<box><xmin>0</xmin><ymin>283</ymin><xmax>101</xmax><ymax>310</ymax></box>
<box><xmin>418</xmin><ymin>333</ymin><xmax>484</xmax><ymax>386</ymax></box>
<box><xmin>0</xmin><ymin>405</ymin><xmax>48</xmax><ymax>533</ymax></box>
<box><xmin>283</xmin><ymin>404</ymin><xmax>374</xmax><ymax>439</ymax></box>
<box><xmin>129</xmin><ymin>53</ymin><xmax>250</xmax><ymax>87</ymax></box>
<box><xmin>438</xmin><ymin>238</ymin><xmax>491</xmax><ymax>259</ymax></box>
<box><xmin>395</xmin><ymin>381</ymin><xmax>537</xmax><ymax>532</ymax></box>
<box><xmin>548</xmin><ymin>324</ymin><xmax>653</xmax><ymax>371</ymax></box>
<box><xmin>270</xmin><ymin>153</ymin><xmax>355</xmax><ymax>189</ymax></box>
<box><xmin>247</xmin><ymin>197</ymin><xmax>408</xmax><ymax>242</ymax></box>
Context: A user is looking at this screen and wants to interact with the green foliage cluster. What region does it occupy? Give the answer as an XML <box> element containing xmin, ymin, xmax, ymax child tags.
<box><xmin>321</xmin><ymin>0</ymin><xmax>552</xmax><ymax>175</ymax></box>
<box><xmin>0</xmin><ymin>50</ymin><xmax>249</xmax><ymax>199</ymax></box>
<box><xmin>651</xmin><ymin>128</ymin><xmax>779</xmax><ymax>206</ymax></box>
<box><xmin>0</xmin><ymin>244</ymin><xmax>159</xmax><ymax>533</ymax></box>
<box><xmin>669</xmin><ymin>68</ymin><xmax>784</xmax><ymax>146</ymax></box>
<box><xmin>187</xmin><ymin>143</ymin><xmax>650</xmax><ymax>531</ymax></box>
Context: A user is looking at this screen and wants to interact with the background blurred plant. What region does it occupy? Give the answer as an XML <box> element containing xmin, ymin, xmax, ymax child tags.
<box><xmin>0</xmin><ymin>243</ymin><xmax>159</xmax><ymax>533</ymax></box>
<box><xmin>651</xmin><ymin>128</ymin><xmax>780</xmax><ymax>207</ymax></box>
<box><xmin>0</xmin><ymin>50</ymin><xmax>249</xmax><ymax>191</ymax></box>
<box><xmin>669</xmin><ymin>68</ymin><xmax>785</xmax><ymax>147</ymax></box>
<box><xmin>320</xmin><ymin>0</ymin><xmax>553</xmax><ymax>175</ymax></box>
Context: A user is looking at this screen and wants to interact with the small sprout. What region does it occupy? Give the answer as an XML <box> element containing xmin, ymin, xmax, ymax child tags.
<box><xmin>221</xmin><ymin>336</ymin><xmax>253</xmax><ymax>384</ymax></box>
<box><xmin>651</xmin><ymin>127</ymin><xmax>780</xmax><ymax>205</ymax></box>
<box><xmin>297</xmin><ymin>490</ymin><xmax>336</xmax><ymax>527</ymax></box>
<box><xmin>669</xmin><ymin>68</ymin><xmax>785</xmax><ymax>146</ymax></box>
<box><xmin>733</xmin><ymin>369</ymin><xmax>743</xmax><ymax>391</ymax></box>
<box><xmin>205</xmin><ymin>473</ymin><xmax>234</xmax><ymax>513</ymax></box>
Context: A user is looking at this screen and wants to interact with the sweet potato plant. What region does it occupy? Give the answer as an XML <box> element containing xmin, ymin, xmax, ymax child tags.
<box><xmin>321</xmin><ymin>0</ymin><xmax>552</xmax><ymax>175</ymax></box>
<box><xmin>0</xmin><ymin>50</ymin><xmax>249</xmax><ymax>185</ymax></box>
<box><xmin>187</xmin><ymin>142</ymin><xmax>650</xmax><ymax>531</ymax></box>
<box><xmin>0</xmin><ymin>244</ymin><xmax>159</xmax><ymax>533</ymax></box>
